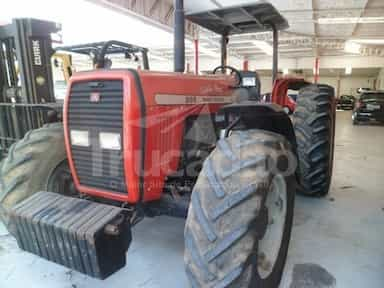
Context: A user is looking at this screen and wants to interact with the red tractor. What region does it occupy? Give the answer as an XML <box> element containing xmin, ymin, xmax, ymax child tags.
<box><xmin>0</xmin><ymin>2</ymin><xmax>335</xmax><ymax>287</ymax></box>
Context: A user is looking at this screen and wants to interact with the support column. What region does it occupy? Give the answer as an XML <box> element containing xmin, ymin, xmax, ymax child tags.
<box><xmin>221</xmin><ymin>35</ymin><xmax>228</xmax><ymax>67</ymax></box>
<box><xmin>243</xmin><ymin>58</ymin><xmax>249</xmax><ymax>71</ymax></box>
<box><xmin>314</xmin><ymin>57</ymin><xmax>320</xmax><ymax>83</ymax></box>
<box><xmin>271</xmin><ymin>24</ymin><xmax>278</xmax><ymax>84</ymax></box>
<box><xmin>194</xmin><ymin>39</ymin><xmax>199</xmax><ymax>75</ymax></box>
<box><xmin>174</xmin><ymin>0</ymin><xmax>185</xmax><ymax>72</ymax></box>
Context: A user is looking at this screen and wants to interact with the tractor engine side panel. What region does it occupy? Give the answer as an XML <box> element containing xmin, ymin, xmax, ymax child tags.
<box><xmin>65</xmin><ymin>70</ymin><xmax>235</xmax><ymax>204</ymax></box>
<box><xmin>138</xmin><ymin>71</ymin><xmax>234</xmax><ymax>202</ymax></box>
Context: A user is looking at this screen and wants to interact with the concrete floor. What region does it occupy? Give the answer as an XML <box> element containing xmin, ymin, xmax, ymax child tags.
<box><xmin>0</xmin><ymin>111</ymin><xmax>383</xmax><ymax>288</ymax></box>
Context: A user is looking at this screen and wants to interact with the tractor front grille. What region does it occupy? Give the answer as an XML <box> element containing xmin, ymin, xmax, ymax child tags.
<box><xmin>68</xmin><ymin>80</ymin><xmax>127</xmax><ymax>194</ymax></box>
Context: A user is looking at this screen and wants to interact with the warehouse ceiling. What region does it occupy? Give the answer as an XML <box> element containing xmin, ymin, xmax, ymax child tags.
<box><xmin>88</xmin><ymin>0</ymin><xmax>384</xmax><ymax>60</ymax></box>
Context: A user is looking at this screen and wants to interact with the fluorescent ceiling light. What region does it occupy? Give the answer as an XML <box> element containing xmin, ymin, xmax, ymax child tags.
<box><xmin>229</xmin><ymin>40</ymin><xmax>273</xmax><ymax>55</ymax></box>
<box><xmin>279</xmin><ymin>48</ymin><xmax>313</xmax><ymax>52</ymax></box>
<box><xmin>351</xmin><ymin>39</ymin><xmax>384</xmax><ymax>45</ymax></box>
<box><xmin>345</xmin><ymin>41</ymin><xmax>361</xmax><ymax>54</ymax></box>
<box><xmin>252</xmin><ymin>41</ymin><xmax>273</xmax><ymax>56</ymax></box>
<box><xmin>234</xmin><ymin>47</ymin><xmax>313</xmax><ymax>55</ymax></box>
<box><xmin>229</xmin><ymin>39</ymin><xmax>255</xmax><ymax>44</ymax></box>
<box><xmin>345</xmin><ymin>67</ymin><xmax>352</xmax><ymax>75</ymax></box>
<box><xmin>234</xmin><ymin>47</ymin><xmax>267</xmax><ymax>51</ymax></box>
<box><xmin>199</xmin><ymin>46</ymin><xmax>219</xmax><ymax>58</ymax></box>
<box><xmin>318</xmin><ymin>17</ymin><xmax>384</xmax><ymax>25</ymax></box>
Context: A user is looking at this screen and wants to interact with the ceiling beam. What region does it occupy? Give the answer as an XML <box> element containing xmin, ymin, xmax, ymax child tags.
<box><xmin>210</xmin><ymin>0</ymin><xmax>222</xmax><ymax>8</ymax></box>
<box><xmin>149</xmin><ymin>0</ymin><xmax>161</xmax><ymax>16</ymax></box>
<box><xmin>351</xmin><ymin>0</ymin><xmax>369</xmax><ymax>37</ymax></box>
<box><xmin>351</xmin><ymin>0</ymin><xmax>371</xmax><ymax>38</ymax></box>
<box><xmin>85</xmin><ymin>0</ymin><xmax>198</xmax><ymax>38</ymax></box>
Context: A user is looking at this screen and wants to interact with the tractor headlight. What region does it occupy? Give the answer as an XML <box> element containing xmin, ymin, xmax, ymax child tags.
<box><xmin>70</xmin><ymin>130</ymin><xmax>90</xmax><ymax>147</ymax></box>
<box><xmin>99</xmin><ymin>132</ymin><xmax>121</xmax><ymax>150</ymax></box>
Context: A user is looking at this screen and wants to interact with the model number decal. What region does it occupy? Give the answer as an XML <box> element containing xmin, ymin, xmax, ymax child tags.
<box><xmin>155</xmin><ymin>94</ymin><xmax>234</xmax><ymax>105</ymax></box>
<box><xmin>32</xmin><ymin>40</ymin><xmax>42</xmax><ymax>66</ymax></box>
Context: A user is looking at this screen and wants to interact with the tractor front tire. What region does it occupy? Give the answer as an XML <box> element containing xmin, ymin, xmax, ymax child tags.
<box><xmin>0</xmin><ymin>123</ymin><xmax>73</xmax><ymax>229</ymax></box>
<box><xmin>293</xmin><ymin>84</ymin><xmax>336</xmax><ymax>197</ymax></box>
<box><xmin>184</xmin><ymin>130</ymin><xmax>295</xmax><ymax>288</ymax></box>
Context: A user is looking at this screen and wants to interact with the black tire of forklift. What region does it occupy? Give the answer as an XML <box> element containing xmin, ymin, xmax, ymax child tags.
<box><xmin>293</xmin><ymin>84</ymin><xmax>336</xmax><ymax>197</ymax></box>
<box><xmin>184</xmin><ymin>129</ymin><xmax>295</xmax><ymax>288</ymax></box>
<box><xmin>0</xmin><ymin>123</ymin><xmax>74</xmax><ymax>230</ymax></box>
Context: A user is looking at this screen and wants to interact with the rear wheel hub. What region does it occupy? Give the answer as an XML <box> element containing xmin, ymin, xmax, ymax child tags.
<box><xmin>257</xmin><ymin>174</ymin><xmax>287</xmax><ymax>279</ymax></box>
<box><xmin>46</xmin><ymin>160</ymin><xmax>77</xmax><ymax>197</ymax></box>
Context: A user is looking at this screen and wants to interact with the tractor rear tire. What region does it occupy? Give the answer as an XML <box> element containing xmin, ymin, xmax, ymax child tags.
<box><xmin>293</xmin><ymin>84</ymin><xmax>336</xmax><ymax>197</ymax></box>
<box><xmin>184</xmin><ymin>130</ymin><xmax>295</xmax><ymax>288</ymax></box>
<box><xmin>0</xmin><ymin>123</ymin><xmax>74</xmax><ymax>230</ymax></box>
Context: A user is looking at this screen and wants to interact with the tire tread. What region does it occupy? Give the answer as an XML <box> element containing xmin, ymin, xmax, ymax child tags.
<box><xmin>184</xmin><ymin>130</ymin><xmax>295</xmax><ymax>287</ymax></box>
<box><xmin>293</xmin><ymin>84</ymin><xmax>335</xmax><ymax>196</ymax></box>
<box><xmin>0</xmin><ymin>123</ymin><xmax>67</xmax><ymax>228</ymax></box>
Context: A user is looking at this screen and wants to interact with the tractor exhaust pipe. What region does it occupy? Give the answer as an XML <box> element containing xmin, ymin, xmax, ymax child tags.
<box><xmin>174</xmin><ymin>0</ymin><xmax>185</xmax><ymax>72</ymax></box>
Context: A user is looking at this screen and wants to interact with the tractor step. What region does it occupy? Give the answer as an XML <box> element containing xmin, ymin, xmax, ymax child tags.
<box><xmin>8</xmin><ymin>191</ymin><xmax>131</xmax><ymax>279</ymax></box>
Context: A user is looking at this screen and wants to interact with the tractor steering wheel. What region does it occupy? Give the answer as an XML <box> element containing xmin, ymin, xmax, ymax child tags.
<box><xmin>212</xmin><ymin>65</ymin><xmax>242</xmax><ymax>87</ymax></box>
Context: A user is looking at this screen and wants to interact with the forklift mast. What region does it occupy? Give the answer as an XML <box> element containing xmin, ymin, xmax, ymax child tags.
<box><xmin>0</xmin><ymin>18</ymin><xmax>60</xmax><ymax>103</ymax></box>
<box><xmin>0</xmin><ymin>18</ymin><xmax>60</xmax><ymax>155</ymax></box>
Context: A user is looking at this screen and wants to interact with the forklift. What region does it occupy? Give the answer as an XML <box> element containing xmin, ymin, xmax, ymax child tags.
<box><xmin>0</xmin><ymin>1</ymin><xmax>335</xmax><ymax>287</ymax></box>
<box><xmin>0</xmin><ymin>18</ymin><xmax>62</xmax><ymax>157</ymax></box>
<box><xmin>0</xmin><ymin>19</ymin><xmax>150</xmax><ymax>157</ymax></box>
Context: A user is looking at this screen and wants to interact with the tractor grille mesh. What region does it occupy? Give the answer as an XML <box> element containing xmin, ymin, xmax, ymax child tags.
<box><xmin>68</xmin><ymin>80</ymin><xmax>127</xmax><ymax>194</ymax></box>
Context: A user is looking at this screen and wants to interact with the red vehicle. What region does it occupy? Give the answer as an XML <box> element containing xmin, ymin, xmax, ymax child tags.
<box><xmin>272</xmin><ymin>77</ymin><xmax>310</xmax><ymax>113</ymax></box>
<box><xmin>0</xmin><ymin>2</ymin><xmax>336</xmax><ymax>287</ymax></box>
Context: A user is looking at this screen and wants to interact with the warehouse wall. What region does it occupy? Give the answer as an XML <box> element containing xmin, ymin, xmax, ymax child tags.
<box><xmin>339</xmin><ymin>77</ymin><xmax>376</xmax><ymax>95</ymax></box>
<box><xmin>305</xmin><ymin>76</ymin><xmax>376</xmax><ymax>97</ymax></box>
<box><xmin>377</xmin><ymin>68</ymin><xmax>384</xmax><ymax>90</ymax></box>
<box><xmin>260</xmin><ymin>77</ymin><xmax>273</xmax><ymax>94</ymax></box>
<box><xmin>238</xmin><ymin>76</ymin><xmax>375</xmax><ymax>96</ymax></box>
<box><xmin>257</xmin><ymin>76</ymin><xmax>376</xmax><ymax>96</ymax></box>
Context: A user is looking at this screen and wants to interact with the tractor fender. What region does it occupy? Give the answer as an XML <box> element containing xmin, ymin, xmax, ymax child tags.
<box><xmin>218</xmin><ymin>102</ymin><xmax>298</xmax><ymax>156</ymax></box>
